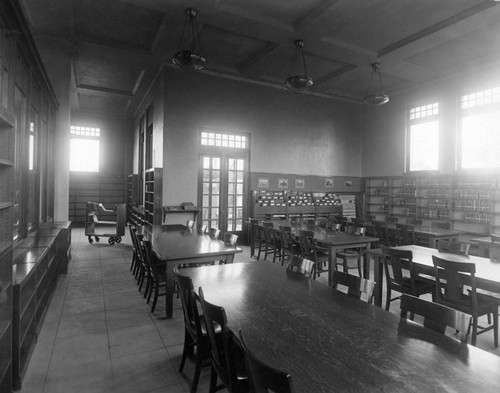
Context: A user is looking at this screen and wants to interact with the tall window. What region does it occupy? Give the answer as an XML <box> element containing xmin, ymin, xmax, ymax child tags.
<box><xmin>70</xmin><ymin>125</ymin><xmax>100</xmax><ymax>172</ymax></box>
<box><xmin>407</xmin><ymin>102</ymin><xmax>439</xmax><ymax>172</ymax></box>
<box><xmin>460</xmin><ymin>87</ymin><xmax>500</xmax><ymax>169</ymax></box>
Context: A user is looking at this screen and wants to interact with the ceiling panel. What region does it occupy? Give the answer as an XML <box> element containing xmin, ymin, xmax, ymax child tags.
<box><xmin>76</xmin><ymin>58</ymin><xmax>141</xmax><ymax>93</ymax></box>
<box><xmin>77</xmin><ymin>92</ymin><xmax>131</xmax><ymax>116</ymax></box>
<box><xmin>74</xmin><ymin>0</ymin><xmax>164</xmax><ymax>51</ymax></box>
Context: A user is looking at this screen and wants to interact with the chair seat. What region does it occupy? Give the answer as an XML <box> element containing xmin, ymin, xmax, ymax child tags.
<box><xmin>391</xmin><ymin>276</ymin><xmax>435</xmax><ymax>296</ymax></box>
<box><xmin>442</xmin><ymin>293</ymin><xmax>498</xmax><ymax>316</ymax></box>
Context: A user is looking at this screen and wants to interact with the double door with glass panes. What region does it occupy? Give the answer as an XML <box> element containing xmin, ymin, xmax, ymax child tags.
<box><xmin>199</xmin><ymin>155</ymin><xmax>247</xmax><ymax>235</ymax></box>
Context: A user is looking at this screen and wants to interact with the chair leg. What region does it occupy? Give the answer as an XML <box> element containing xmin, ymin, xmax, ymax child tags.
<box><xmin>385</xmin><ymin>287</ymin><xmax>391</xmax><ymax>311</ymax></box>
<box><xmin>179</xmin><ymin>330</ymin><xmax>190</xmax><ymax>372</ymax></box>
<box><xmin>494</xmin><ymin>310</ymin><xmax>498</xmax><ymax>348</ymax></box>
<box><xmin>151</xmin><ymin>281</ymin><xmax>160</xmax><ymax>313</ymax></box>
<box><xmin>191</xmin><ymin>352</ymin><xmax>203</xmax><ymax>393</ymax></box>
<box><xmin>146</xmin><ymin>278</ymin><xmax>154</xmax><ymax>304</ymax></box>
<box><xmin>471</xmin><ymin>316</ymin><xmax>478</xmax><ymax>346</ymax></box>
<box><xmin>209</xmin><ymin>366</ymin><xmax>218</xmax><ymax>393</ymax></box>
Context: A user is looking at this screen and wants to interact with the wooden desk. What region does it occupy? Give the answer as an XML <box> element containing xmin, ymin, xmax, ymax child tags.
<box><xmin>368</xmin><ymin>245</ymin><xmax>500</xmax><ymax>308</ymax></box>
<box><xmin>381</xmin><ymin>223</ymin><xmax>461</xmax><ymax>248</ymax></box>
<box><xmin>149</xmin><ymin>226</ymin><xmax>242</xmax><ymax>318</ymax></box>
<box><xmin>179</xmin><ymin>262</ymin><xmax>500</xmax><ymax>393</ymax></box>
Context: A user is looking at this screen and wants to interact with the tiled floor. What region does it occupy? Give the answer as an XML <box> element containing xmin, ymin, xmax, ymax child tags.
<box><xmin>19</xmin><ymin>228</ymin><xmax>499</xmax><ymax>393</ymax></box>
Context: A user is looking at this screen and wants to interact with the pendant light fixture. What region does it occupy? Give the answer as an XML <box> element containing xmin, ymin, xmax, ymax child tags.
<box><xmin>172</xmin><ymin>8</ymin><xmax>206</xmax><ymax>71</ymax></box>
<box><xmin>363</xmin><ymin>62</ymin><xmax>389</xmax><ymax>106</ymax></box>
<box><xmin>284</xmin><ymin>39</ymin><xmax>313</xmax><ymax>90</ymax></box>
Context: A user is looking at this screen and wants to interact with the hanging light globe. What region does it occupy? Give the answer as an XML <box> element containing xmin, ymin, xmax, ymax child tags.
<box><xmin>363</xmin><ymin>62</ymin><xmax>389</xmax><ymax>106</ymax></box>
<box><xmin>284</xmin><ymin>40</ymin><xmax>313</xmax><ymax>90</ymax></box>
<box><xmin>172</xmin><ymin>8</ymin><xmax>206</xmax><ymax>71</ymax></box>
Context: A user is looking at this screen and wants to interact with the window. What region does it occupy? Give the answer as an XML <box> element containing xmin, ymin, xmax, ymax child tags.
<box><xmin>407</xmin><ymin>102</ymin><xmax>439</xmax><ymax>172</ymax></box>
<box><xmin>460</xmin><ymin>87</ymin><xmax>500</xmax><ymax>169</ymax></box>
<box><xmin>70</xmin><ymin>125</ymin><xmax>100</xmax><ymax>172</ymax></box>
<box><xmin>201</xmin><ymin>130</ymin><xmax>247</xmax><ymax>149</ymax></box>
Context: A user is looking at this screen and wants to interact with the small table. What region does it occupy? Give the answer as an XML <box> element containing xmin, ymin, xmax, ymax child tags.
<box><xmin>178</xmin><ymin>261</ymin><xmax>500</xmax><ymax>392</ymax></box>
<box><xmin>149</xmin><ymin>225</ymin><xmax>242</xmax><ymax>318</ymax></box>
<box><xmin>412</xmin><ymin>226</ymin><xmax>461</xmax><ymax>248</ymax></box>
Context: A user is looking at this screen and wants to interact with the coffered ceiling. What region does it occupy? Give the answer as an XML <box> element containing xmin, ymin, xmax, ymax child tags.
<box><xmin>19</xmin><ymin>0</ymin><xmax>500</xmax><ymax>117</ymax></box>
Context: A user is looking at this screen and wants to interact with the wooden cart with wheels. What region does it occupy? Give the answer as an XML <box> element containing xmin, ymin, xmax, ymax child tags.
<box><xmin>85</xmin><ymin>202</ymin><xmax>126</xmax><ymax>245</ymax></box>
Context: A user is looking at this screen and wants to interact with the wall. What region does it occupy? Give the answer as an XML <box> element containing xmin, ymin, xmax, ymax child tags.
<box><xmin>362</xmin><ymin>65</ymin><xmax>500</xmax><ymax>177</ymax></box>
<box><xmin>161</xmin><ymin>67</ymin><xmax>364</xmax><ymax>206</ymax></box>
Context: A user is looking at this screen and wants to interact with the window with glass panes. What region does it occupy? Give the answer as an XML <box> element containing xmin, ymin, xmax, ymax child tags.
<box><xmin>407</xmin><ymin>102</ymin><xmax>439</xmax><ymax>172</ymax></box>
<box><xmin>460</xmin><ymin>87</ymin><xmax>500</xmax><ymax>169</ymax></box>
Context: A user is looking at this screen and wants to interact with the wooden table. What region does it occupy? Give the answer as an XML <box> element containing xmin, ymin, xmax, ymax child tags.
<box><xmin>178</xmin><ymin>261</ymin><xmax>500</xmax><ymax>393</ymax></box>
<box><xmin>411</xmin><ymin>226</ymin><xmax>461</xmax><ymax>248</ymax></box>
<box><xmin>269</xmin><ymin>222</ymin><xmax>379</xmax><ymax>286</ymax></box>
<box><xmin>149</xmin><ymin>225</ymin><xmax>242</xmax><ymax>318</ymax></box>
<box><xmin>367</xmin><ymin>245</ymin><xmax>500</xmax><ymax>308</ymax></box>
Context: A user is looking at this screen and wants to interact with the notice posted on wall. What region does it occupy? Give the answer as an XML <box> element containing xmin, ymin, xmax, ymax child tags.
<box><xmin>340</xmin><ymin>195</ymin><xmax>356</xmax><ymax>219</ymax></box>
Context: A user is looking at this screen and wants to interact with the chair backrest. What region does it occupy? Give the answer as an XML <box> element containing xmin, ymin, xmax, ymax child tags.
<box><xmin>400</xmin><ymin>294</ymin><xmax>468</xmax><ymax>342</ymax></box>
<box><xmin>306</xmin><ymin>219</ymin><xmax>316</xmax><ymax>228</ymax></box>
<box><xmin>263</xmin><ymin>225</ymin><xmax>277</xmax><ymax>245</ymax></box>
<box><xmin>432</xmin><ymin>255</ymin><xmax>477</xmax><ymax>313</ymax></box>
<box><xmin>381</xmin><ymin>246</ymin><xmax>415</xmax><ymax>290</ymax></box>
<box><xmin>186</xmin><ymin>219</ymin><xmax>195</xmax><ymax>229</ymax></box>
<box><xmin>285</xmin><ymin>255</ymin><xmax>315</xmax><ymax>278</ymax></box>
<box><xmin>128</xmin><ymin>223</ymin><xmax>139</xmax><ymax>253</ymax></box>
<box><xmin>238</xmin><ymin>329</ymin><xmax>293</xmax><ymax>393</ymax></box>
<box><xmin>317</xmin><ymin>220</ymin><xmax>327</xmax><ymax>229</ymax></box>
<box><xmin>224</xmin><ymin>232</ymin><xmax>238</xmax><ymax>247</ymax></box>
<box><xmin>197</xmin><ymin>224</ymin><xmax>208</xmax><ymax>235</ymax></box>
<box><xmin>372</xmin><ymin>221</ymin><xmax>389</xmax><ymax>245</ymax></box>
<box><xmin>395</xmin><ymin>223</ymin><xmax>415</xmax><ymax>246</ymax></box>
<box><xmin>432</xmin><ymin>221</ymin><xmax>450</xmax><ymax>229</ymax></box>
<box><xmin>174</xmin><ymin>268</ymin><xmax>204</xmax><ymax>343</ymax></box>
<box><xmin>332</xmin><ymin>270</ymin><xmax>375</xmax><ymax>303</ymax></box>
<box><xmin>437</xmin><ymin>240</ymin><xmax>471</xmax><ymax>255</ymax></box>
<box><xmin>209</xmin><ymin>227</ymin><xmax>221</xmax><ymax>240</ymax></box>
<box><xmin>198</xmin><ymin>287</ymin><xmax>240</xmax><ymax>391</ymax></box>
<box><xmin>250</xmin><ymin>219</ymin><xmax>261</xmax><ymax>241</ymax></box>
<box><xmin>490</xmin><ymin>234</ymin><xmax>500</xmax><ymax>261</ymax></box>
<box><xmin>279</xmin><ymin>225</ymin><xmax>295</xmax><ymax>253</ymax></box>
<box><xmin>298</xmin><ymin>230</ymin><xmax>316</xmax><ymax>258</ymax></box>
<box><xmin>346</xmin><ymin>224</ymin><xmax>365</xmax><ymax>236</ymax></box>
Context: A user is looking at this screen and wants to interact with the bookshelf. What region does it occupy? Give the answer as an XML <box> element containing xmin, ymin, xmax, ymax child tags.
<box><xmin>144</xmin><ymin>168</ymin><xmax>162</xmax><ymax>235</ymax></box>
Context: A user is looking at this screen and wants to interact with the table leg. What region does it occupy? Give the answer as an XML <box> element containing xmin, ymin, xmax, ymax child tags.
<box><xmin>373</xmin><ymin>254</ymin><xmax>384</xmax><ymax>308</ymax></box>
<box><xmin>363</xmin><ymin>243</ymin><xmax>372</xmax><ymax>279</ymax></box>
<box><xmin>328</xmin><ymin>245</ymin><xmax>337</xmax><ymax>286</ymax></box>
<box><xmin>165</xmin><ymin>262</ymin><xmax>175</xmax><ymax>319</ymax></box>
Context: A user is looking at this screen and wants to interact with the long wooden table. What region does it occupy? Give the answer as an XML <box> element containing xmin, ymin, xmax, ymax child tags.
<box><xmin>366</xmin><ymin>245</ymin><xmax>500</xmax><ymax>307</ymax></box>
<box><xmin>471</xmin><ymin>236</ymin><xmax>500</xmax><ymax>258</ymax></box>
<box><xmin>149</xmin><ymin>225</ymin><xmax>242</xmax><ymax>318</ymax></box>
<box><xmin>178</xmin><ymin>261</ymin><xmax>500</xmax><ymax>392</ymax></box>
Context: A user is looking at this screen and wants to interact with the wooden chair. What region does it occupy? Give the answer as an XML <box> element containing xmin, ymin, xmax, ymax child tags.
<box><xmin>238</xmin><ymin>329</ymin><xmax>293</xmax><ymax>393</ymax></box>
<box><xmin>141</xmin><ymin>239</ymin><xmax>167</xmax><ymax>313</ymax></box>
<box><xmin>431</xmin><ymin>221</ymin><xmax>450</xmax><ymax>229</ymax></box>
<box><xmin>400</xmin><ymin>294</ymin><xmax>468</xmax><ymax>342</ymax></box>
<box><xmin>332</xmin><ymin>270</ymin><xmax>375</xmax><ymax>304</ymax></box>
<box><xmin>209</xmin><ymin>227</ymin><xmax>221</xmax><ymax>240</ymax></box>
<box><xmin>285</xmin><ymin>255</ymin><xmax>315</xmax><ymax>279</ymax></box>
<box><xmin>279</xmin><ymin>225</ymin><xmax>299</xmax><ymax>263</ymax></box>
<box><xmin>249</xmin><ymin>219</ymin><xmax>264</xmax><ymax>259</ymax></box>
<box><xmin>224</xmin><ymin>232</ymin><xmax>238</xmax><ymax>247</ymax></box>
<box><xmin>198</xmin><ymin>287</ymin><xmax>249</xmax><ymax>393</ymax></box>
<box><xmin>437</xmin><ymin>240</ymin><xmax>471</xmax><ymax>255</ymax></box>
<box><xmin>298</xmin><ymin>230</ymin><xmax>328</xmax><ymax>279</ymax></box>
<box><xmin>187</xmin><ymin>219</ymin><xmax>195</xmax><ymax>229</ymax></box>
<box><xmin>198</xmin><ymin>224</ymin><xmax>208</xmax><ymax>235</ymax></box>
<box><xmin>175</xmin><ymin>270</ymin><xmax>210</xmax><ymax>393</ymax></box>
<box><xmin>371</xmin><ymin>220</ymin><xmax>390</xmax><ymax>246</ymax></box>
<box><xmin>262</xmin><ymin>226</ymin><xmax>283</xmax><ymax>263</ymax></box>
<box><xmin>395</xmin><ymin>223</ymin><xmax>415</xmax><ymax>246</ymax></box>
<box><xmin>335</xmin><ymin>224</ymin><xmax>365</xmax><ymax>276</ymax></box>
<box><xmin>127</xmin><ymin>223</ymin><xmax>140</xmax><ymax>278</ymax></box>
<box><xmin>432</xmin><ymin>256</ymin><xmax>498</xmax><ymax>347</ymax></box>
<box><xmin>381</xmin><ymin>246</ymin><xmax>435</xmax><ymax>311</ymax></box>
<box><xmin>490</xmin><ymin>234</ymin><xmax>500</xmax><ymax>261</ymax></box>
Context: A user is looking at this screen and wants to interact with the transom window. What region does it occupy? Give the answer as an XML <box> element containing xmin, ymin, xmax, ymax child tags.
<box><xmin>460</xmin><ymin>87</ymin><xmax>500</xmax><ymax>170</ymax></box>
<box><xmin>201</xmin><ymin>130</ymin><xmax>247</xmax><ymax>149</ymax></box>
<box><xmin>407</xmin><ymin>102</ymin><xmax>440</xmax><ymax>172</ymax></box>
<box><xmin>70</xmin><ymin>125</ymin><xmax>100</xmax><ymax>172</ymax></box>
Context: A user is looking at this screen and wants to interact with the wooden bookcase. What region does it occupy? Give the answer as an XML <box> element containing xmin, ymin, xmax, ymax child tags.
<box><xmin>0</xmin><ymin>104</ymin><xmax>15</xmax><ymax>392</ymax></box>
<box><xmin>364</xmin><ymin>175</ymin><xmax>500</xmax><ymax>236</ymax></box>
<box><xmin>144</xmin><ymin>168</ymin><xmax>162</xmax><ymax>235</ymax></box>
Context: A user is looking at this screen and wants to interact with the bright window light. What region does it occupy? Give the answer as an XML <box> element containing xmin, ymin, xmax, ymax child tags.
<box><xmin>461</xmin><ymin>111</ymin><xmax>500</xmax><ymax>169</ymax></box>
<box><xmin>409</xmin><ymin>121</ymin><xmax>439</xmax><ymax>171</ymax></box>
<box><xmin>70</xmin><ymin>126</ymin><xmax>100</xmax><ymax>172</ymax></box>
